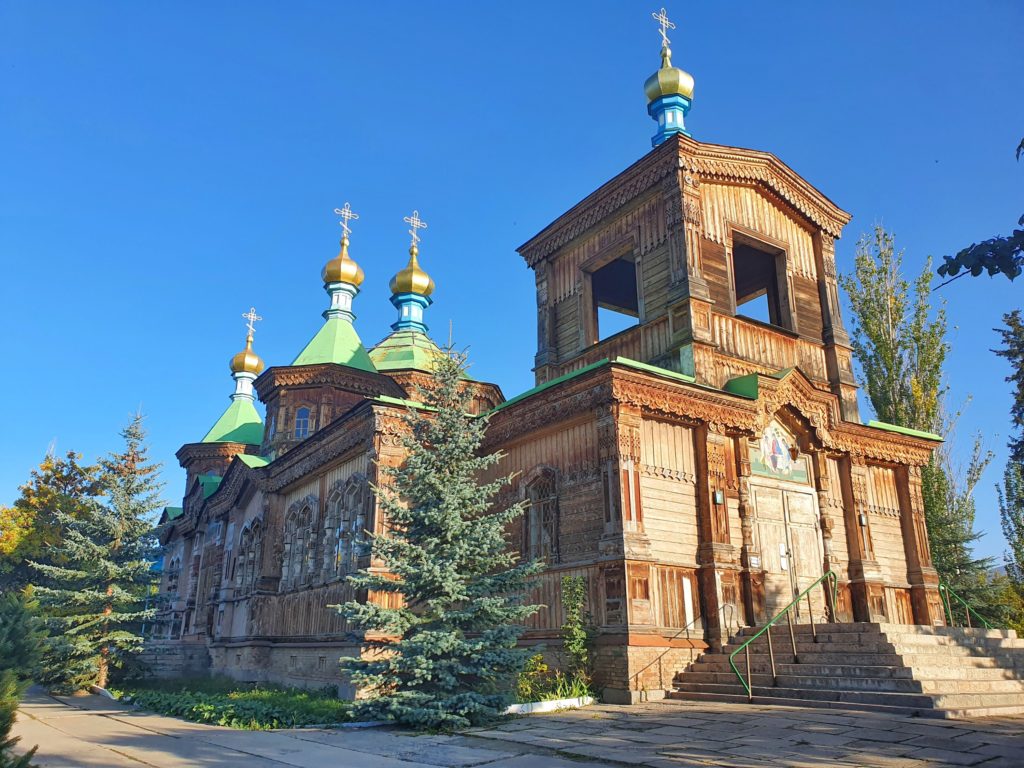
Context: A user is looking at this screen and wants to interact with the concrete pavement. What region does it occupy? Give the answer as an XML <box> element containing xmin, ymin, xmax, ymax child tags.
<box><xmin>11</xmin><ymin>688</ymin><xmax>1024</xmax><ymax>767</ymax></box>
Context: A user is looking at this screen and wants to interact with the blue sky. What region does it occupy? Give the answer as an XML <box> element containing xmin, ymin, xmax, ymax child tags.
<box><xmin>1</xmin><ymin>2</ymin><xmax>1021</xmax><ymax>559</ymax></box>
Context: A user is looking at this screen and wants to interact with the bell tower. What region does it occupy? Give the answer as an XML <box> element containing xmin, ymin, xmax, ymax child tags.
<box><xmin>518</xmin><ymin>10</ymin><xmax>859</xmax><ymax>421</ymax></box>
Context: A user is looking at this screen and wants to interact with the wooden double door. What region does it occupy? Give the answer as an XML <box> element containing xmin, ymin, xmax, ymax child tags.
<box><xmin>750</xmin><ymin>483</ymin><xmax>826</xmax><ymax>623</ymax></box>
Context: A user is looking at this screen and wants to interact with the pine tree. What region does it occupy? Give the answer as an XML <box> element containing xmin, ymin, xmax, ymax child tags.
<box><xmin>0</xmin><ymin>593</ymin><xmax>46</xmax><ymax>768</ymax></box>
<box><xmin>332</xmin><ymin>350</ymin><xmax>542</xmax><ymax>729</ymax></box>
<box><xmin>30</xmin><ymin>415</ymin><xmax>163</xmax><ymax>691</ymax></box>
<box><xmin>841</xmin><ymin>226</ymin><xmax>994</xmax><ymax>605</ymax></box>
<box><xmin>0</xmin><ymin>452</ymin><xmax>100</xmax><ymax>592</ymax></box>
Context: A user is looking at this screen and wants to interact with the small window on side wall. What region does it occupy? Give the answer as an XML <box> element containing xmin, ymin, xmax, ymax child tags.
<box><xmin>591</xmin><ymin>256</ymin><xmax>640</xmax><ymax>342</ymax></box>
<box><xmin>294</xmin><ymin>407</ymin><xmax>311</xmax><ymax>439</ymax></box>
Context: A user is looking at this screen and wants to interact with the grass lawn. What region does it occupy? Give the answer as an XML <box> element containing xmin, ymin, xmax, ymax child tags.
<box><xmin>110</xmin><ymin>677</ymin><xmax>353</xmax><ymax>730</ymax></box>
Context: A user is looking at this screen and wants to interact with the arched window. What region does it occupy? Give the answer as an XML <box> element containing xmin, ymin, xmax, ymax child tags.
<box><xmin>281</xmin><ymin>503</ymin><xmax>314</xmax><ymax>589</ymax></box>
<box><xmin>322</xmin><ymin>476</ymin><xmax>369</xmax><ymax>579</ymax></box>
<box><xmin>294</xmin><ymin>407</ymin><xmax>311</xmax><ymax>439</ymax></box>
<box><xmin>235</xmin><ymin>521</ymin><xmax>263</xmax><ymax>595</ymax></box>
<box><xmin>524</xmin><ymin>469</ymin><xmax>559</xmax><ymax>564</ymax></box>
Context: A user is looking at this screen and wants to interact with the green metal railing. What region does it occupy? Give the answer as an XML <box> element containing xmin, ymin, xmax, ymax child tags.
<box><xmin>728</xmin><ymin>570</ymin><xmax>840</xmax><ymax>701</ymax></box>
<box><xmin>938</xmin><ymin>582</ymin><xmax>993</xmax><ymax>630</ymax></box>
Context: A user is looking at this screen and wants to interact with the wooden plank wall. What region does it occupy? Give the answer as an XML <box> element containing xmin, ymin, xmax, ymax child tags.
<box><xmin>866</xmin><ymin>465</ymin><xmax>910</xmax><ymax>587</ymax></box>
<box><xmin>700</xmin><ymin>183</ymin><xmax>818</xmax><ymax>280</ymax></box>
<box><xmin>638</xmin><ymin>419</ymin><xmax>699</xmax><ymax>566</ymax></box>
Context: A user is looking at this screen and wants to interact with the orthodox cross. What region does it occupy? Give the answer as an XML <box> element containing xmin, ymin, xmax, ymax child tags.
<box><xmin>333</xmin><ymin>202</ymin><xmax>360</xmax><ymax>238</ymax></box>
<box><xmin>404</xmin><ymin>210</ymin><xmax>428</xmax><ymax>247</ymax></box>
<box><xmin>242</xmin><ymin>307</ymin><xmax>262</xmax><ymax>337</ymax></box>
<box><xmin>652</xmin><ymin>7</ymin><xmax>675</xmax><ymax>47</ymax></box>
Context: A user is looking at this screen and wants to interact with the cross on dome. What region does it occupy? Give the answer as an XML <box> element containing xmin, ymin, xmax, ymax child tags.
<box><xmin>333</xmin><ymin>202</ymin><xmax>360</xmax><ymax>238</ymax></box>
<box><xmin>403</xmin><ymin>210</ymin><xmax>428</xmax><ymax>247</ymax></box>
<box><xmin>652</xmin><ymin>7</ymin><xmax>675</xmax><ymax>47</ymax></box>
<box><xmin>242</xmin><ymin>307</ymin><xmax>262</xmax><ymax>337</ymax></box>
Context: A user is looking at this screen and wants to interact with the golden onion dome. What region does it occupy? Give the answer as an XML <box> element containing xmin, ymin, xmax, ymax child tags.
<box><xmin>389</xmin><ymin>245</ymin><xmax>435</xmax><ymax>296</ymax></box>
<box><xmin>644</xmin><ymin>45</ymin><xmax>694</xmax><ymax>102</ymax></box>
<box><xmin>322</xmin><ymin>235</ymin><xmax>365</xmax><ymax>287</ymax></box>
<box><xmin>230</xmin><ymin>334</ymin><xmax>265</xmax><ymax>375</ymax></box>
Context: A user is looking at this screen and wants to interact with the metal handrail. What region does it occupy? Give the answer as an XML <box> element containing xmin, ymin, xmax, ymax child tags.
<box><xmin>938</xmin><ymin>582</ymin><xmax>993</xmax><ymax>630</ymax></box>
<box><xmin>728</xmin><ymin>570</ymin><xmax>839</xmax><ymax>701</ymax></box>
<box><xmin>629</xmin><ymin>604</ymin><xmax>736</xmax><ymax>692</ymax></box>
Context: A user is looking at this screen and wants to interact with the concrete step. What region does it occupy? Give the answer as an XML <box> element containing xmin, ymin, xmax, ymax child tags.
<box><xmin>698</xmin><ymin>651</ymin><xmax>908</xmax><ymax>667</ymax></box>
<box><xmin>879</xmin><ymin>624</ymin><xmax>1019</xmax><ymax>640</ymax></box>
<box><xmin>681</xmin><ymin>662</ymin><xmax>914</xmax><ymax>680</ymax></box>
<box><xmin>678</xmin><ymin>671</ymin><xmax>925</xmax><ymax>693</ymax></box>
<box><xmin>666</xmin><ymin>690</ymin><xmax>942</xmax><ymax>717</ymax></box>
<box><xmin>671</xmin><ymin>688</ymin><xmax>937</xmax><ymax>712</ymax></box>
<box><xmin>911</xmin><ymin>665</ymin><xmax>1024</xmax><ymax>681</ymax></box>
<box><xmin>917</xmin><ymin>678</ymin><xmax>1024</xmax><ymax>695</ymax></box>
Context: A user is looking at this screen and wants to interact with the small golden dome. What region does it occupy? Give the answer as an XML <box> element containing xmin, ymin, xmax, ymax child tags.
<box><xmin>230</xmin><ymin>334</ymin><xmax>265</xmax><ymax>375</ymax></box>
<box><xmin>322</xmin><ymin>235</ymin><xmax>365</xmax><ymax>287</ymax></box>
<box><xmin>644</xmin><ymin>45</ymin><xmax>694</xmax><ymax>102</ymax></box>
<box><xmin>389</xmin><ymin>245</ymin><xmax>435</xmax><ymax>296</ymax></box>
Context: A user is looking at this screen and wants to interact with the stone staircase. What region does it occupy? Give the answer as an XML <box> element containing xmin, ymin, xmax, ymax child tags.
<box><xmin>669</xmin><ymin>622</ymin><xmax>1024</xmax><ymax>718</ymax></box>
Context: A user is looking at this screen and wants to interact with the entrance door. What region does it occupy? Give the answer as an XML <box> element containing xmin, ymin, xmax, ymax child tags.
<box><xmin>752</xmin><ymin>484</ymin><xmax>825</xmax><ymax>622</ymax></box>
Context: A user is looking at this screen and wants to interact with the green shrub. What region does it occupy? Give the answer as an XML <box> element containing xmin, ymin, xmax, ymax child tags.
<box><xmin>113</xmin><ymin>679</ymin><xmax>351</xmax><ymax>730</ymax></box>
<box><xmin>514</xmin><ymin>654</ymin><xmax>592</xmax><ymax>704</ymax></box>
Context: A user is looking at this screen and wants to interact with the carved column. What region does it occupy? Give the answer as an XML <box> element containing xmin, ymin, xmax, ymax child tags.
<box><xmin>897</xmin><ymin>464</ymin><xmax>944</xmax><ymax>625</ymax></box>
<box><xmin>733</xmin><ymin>434</ymin><xmax>759</xmax><ymax>627</ymax></box>
<box><xmin>810</xmin><ymin>451</ymin><xmax>844</xmax><ymax>620</ymax></box>
<box><xmin>533</xmin><ymin>260</ymin><xmax>557</xmax><ymax>383</ymax></box>
<box><xmin>615</xmin><ymin>404</ymin><xmax>651</xmax><ymax>559</ymax></box>
<box><xmin>255</xmin><ymin>494</ymin><xmax>284</xmax><ymax>594</ymax></box>
<box><xmin>838</xmin><ymin>457</ymin><xmax>886</xmax><ymax>622</ymax></box>
<box><xmin>694</xmin><ymin>425</ymin><xmax>740</xmax><ymax>648</ymax></box>
<box><xmin>814</xmin><ymin>233</ymin><xmax>859</xmax><ymax>421</ymax></box>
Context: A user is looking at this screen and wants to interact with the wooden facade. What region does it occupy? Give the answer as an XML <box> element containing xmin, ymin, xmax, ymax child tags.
<box><xmin>154</xmin><ymin>132</ymin><xmax>942</xmax><ymax>703</ymax></box>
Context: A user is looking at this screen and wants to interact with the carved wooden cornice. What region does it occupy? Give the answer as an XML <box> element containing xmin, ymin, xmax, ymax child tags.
<box><xmin>264</xmin><ymin>405</ymin><xmax>376</xmax><ymax>492</ymax></box>
<box><xmin>483</xmin><ymin>372</ymin><xmax>615</xmax><ymax>449</ymax></box>
<box><xmin>674</xmin><ymin>136</ymin><xmax>851</xmax><ymax>238</ymax></box>
<box><xmin>204</xmin><ymin>459</ymin><xmax>262</xmax><ymax>518</ymax></box>
<box><xmin>253</xmin><ymin>363</ymin><xmax>406</xmax><ymax>402</ymax></box>
<box><xmin>518</xmin><ymin>141</ymin><xmax>680</xmax><ymax>266</ymax></box>
<box><xmin>175</xmin><ymin>441</ymin><xmax>256</xmax><ymax>468</ymax></box>
<box><xmin>517</xmin><ymin>134</ymin><xmax>851</xmax><ymax>268</ymax></box>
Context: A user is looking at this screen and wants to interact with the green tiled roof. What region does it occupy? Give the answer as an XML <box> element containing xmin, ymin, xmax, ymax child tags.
<box><xmin>237</xmin><ymin>454</ymin><xmax>271</xmax><ymax>468</ymax></box>
<box><xmin>198</xmin><ymin>474</ymin><xmax>222</xmax><ymax>498</ymax></box>
<box><xmin>292</xmin><ymin>316</ymin><xmax>377</xmax><ymax>371</ymax></box>
<box><xmin>201</xmin><ymin>398</ymin><xmax>264</xmax><ymax>445</ymax></box>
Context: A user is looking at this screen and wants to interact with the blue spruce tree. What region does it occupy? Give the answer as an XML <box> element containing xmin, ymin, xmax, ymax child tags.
<box><xmin>333</xmin><ymin>350</ymin><xmax>542</xmax><ymax>729</ymax></box>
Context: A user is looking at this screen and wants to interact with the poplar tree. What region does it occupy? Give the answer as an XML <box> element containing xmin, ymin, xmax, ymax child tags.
<box><xmin>841</xmin><ymin>227</ymin><xmax>994</xmax><ymax>605</ymax></box>
<box><xmin>332</xmin><ymin>350</ymin><xmax>542</xmax><ymax>729</ymax></box>
<box><xmin>0</xmin><ymin>452</ymin><xmax>99</xmax><ymax>592</ymax></box>
<box><xmin>996</xmin><ymin>310</ymin><xmax>1024</xmax><ymax>609</ymax></box>
<box><xmin>30</xmin><ymin>415</ymin><xmax>163</xmax><ymax>690</ymax></box>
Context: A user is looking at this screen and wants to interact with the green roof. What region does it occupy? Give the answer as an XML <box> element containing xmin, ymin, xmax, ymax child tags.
<box><xmin>201</xmin><ymin>397</ymin><xmax>264</xmax><ymax>444</ymax></box>
<box><xmin>198</xmin><ymin>474</ymin><xmax>222</xmax><ymax>498</ymax></box>
<box><xmin>237</xmin><ymin>454</ymin><xmax>271</xmax><ymax>468</ymax></box>
<box><xmin>293</xmin><ymin>316</ymin><xmax>377</xmax><ymax>371</ymax></box>
<box><xmin>867</xmin><ymin>420</ymin><xmax>943</xmax><ymax>441</ymax></box>
<box><xmin>369</xmin><ymin>329</ymin><xmax>445</xmax><ymax>372</ymax></box>
<box><xmin>614</xmin><ymin>356</ymin><xmax>696</xmax><ymax>384</ymax></box>
<box><xmin>492</xmin><ymin>359</ymin><xmax>610</xmax><ymax>413</ymax></box>
<box><xmin>162</xmin><ymin>506</ymin><xmax>183</xmax><ymax>521</ymax></box>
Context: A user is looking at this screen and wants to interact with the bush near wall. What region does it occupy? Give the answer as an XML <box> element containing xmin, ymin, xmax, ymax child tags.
<box><xmin>112</xmin><ymin>678</ymin><xmax>351</xmax><ymax>730</ymax></box>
